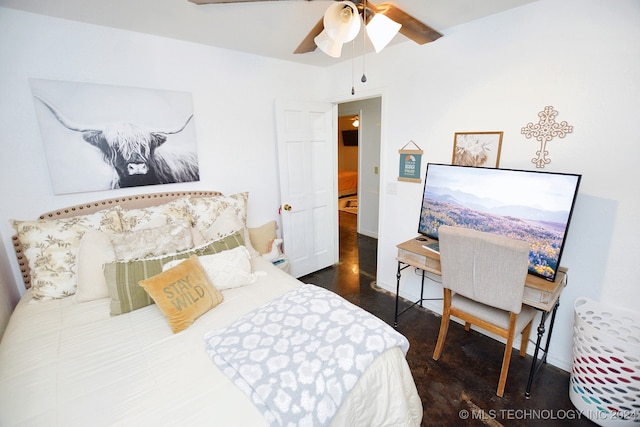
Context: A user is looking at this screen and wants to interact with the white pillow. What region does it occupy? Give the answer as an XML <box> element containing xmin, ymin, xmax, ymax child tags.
<box><xmin>163</xmin><ymin>246</ymin><xmax>264</xmax><ymax>291</ymax></box>
<box><xmin>74</xmin><ymin>229</ymin><xmax>115</xmax><ymax>303</ymax></box>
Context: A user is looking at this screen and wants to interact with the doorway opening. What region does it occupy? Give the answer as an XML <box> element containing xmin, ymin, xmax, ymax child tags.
<box><xmin>337</xmin><ymin>114</ymin><xmax>359</xmax><ymax>215</ymax></box>
<box><xmin>336</xmin><ymin>97</ymin><xmax>381</xmax><ymax>287</ymax></box>
<box><xmin>337</xmin><ymin>97</ymin><xmax>381</xmax><ymax>237</ymax></box>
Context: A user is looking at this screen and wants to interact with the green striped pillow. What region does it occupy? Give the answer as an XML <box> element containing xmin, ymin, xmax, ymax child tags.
<box><xmin>105</xmin><ymin>231</ymin><xmax>244</xmax><ymax>315</ymax></box>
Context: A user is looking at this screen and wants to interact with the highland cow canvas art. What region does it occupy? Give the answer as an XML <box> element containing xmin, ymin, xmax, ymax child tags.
<box><xmin>30</xmin><ymin>79</ymin><xmax>200</xmax><ymax>194</ymax></box>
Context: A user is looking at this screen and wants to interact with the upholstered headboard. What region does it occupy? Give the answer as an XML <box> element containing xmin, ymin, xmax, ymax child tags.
<box><xmin>12</xmin><ymin>191</ymin><xmax>222</xmax><ymax>289</ymax></box>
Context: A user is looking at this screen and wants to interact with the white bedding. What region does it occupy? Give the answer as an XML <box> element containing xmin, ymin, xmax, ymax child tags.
<box><xmin>0</xmin><ymin>257</ymin><xmax>422</xmax><ymax>426</ymax></box>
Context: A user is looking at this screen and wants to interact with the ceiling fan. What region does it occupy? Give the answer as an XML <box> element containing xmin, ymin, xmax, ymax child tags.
<box><xmin>188</xmin><ymin>0</ymin><xmax>442</xmax><ymax>56</ymax></box>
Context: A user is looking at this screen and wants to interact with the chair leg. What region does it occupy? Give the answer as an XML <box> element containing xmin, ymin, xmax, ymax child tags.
<box><xmin>497</xmin><ymin>313</ymin><xmax>518</xmax><ymax>397</ymax></box>
<box><xmin>433</xmin><ymin>312</ymin><xmax>450</xmax><ymax>360</ymax></box>
<box><xmin>520</xmin><ymin>320</ymin><xmax>533</xmax><ymax>357</ymax></box>
<box><xmin>433</xmin><ymin>290</ymin><xmax>452</xmax><ymax>361</ymax></box>
<box><xmin>464</xmin><ymin>322</ymin><xmax>471</xmax><ymax>332</ymax></box>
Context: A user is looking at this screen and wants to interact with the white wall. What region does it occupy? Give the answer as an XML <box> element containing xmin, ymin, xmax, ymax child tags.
<box><xmin>325</xmin><ymin>0</ymin><xmax>640</xmax><ymax>371</ymax></box>
<box><xmin>0</xmin><ymin>8</ymin><xmax>326</xmax><ymax>303</ymax></box>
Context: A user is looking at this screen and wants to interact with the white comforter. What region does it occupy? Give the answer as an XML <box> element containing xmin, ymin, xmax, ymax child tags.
<box><xmin>206</xmin><ymin>284</ymin><xmax>411</xmax><ymax>426</ymax></box>
<box><xmin>0</xmin><ymin>258</ymin><xmax>422</xmax><ymax>427</ymax></box>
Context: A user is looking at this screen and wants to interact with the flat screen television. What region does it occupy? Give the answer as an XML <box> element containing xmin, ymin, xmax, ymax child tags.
<box><xmin>342</xmin><ymin>130</ymin><xmax>359</xmax><ymax>146</ymax></box>
<box><xmin>418</xmin><ymin>163</ymin><xmax>581</xmax><ymax>282</ymax></box>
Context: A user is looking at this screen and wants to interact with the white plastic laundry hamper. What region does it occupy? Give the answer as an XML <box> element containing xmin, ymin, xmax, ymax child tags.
<box><xmin>570</xmin><ymin>297</ymin><xmax>640</xmax><ymax>426</ymax></box>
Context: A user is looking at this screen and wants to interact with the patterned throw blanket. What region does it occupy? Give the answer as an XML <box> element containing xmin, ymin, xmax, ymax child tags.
<box><xmin>203</xmin><ymin>284</ymin><xmax>410</xmax><ymax>427</ymax></box>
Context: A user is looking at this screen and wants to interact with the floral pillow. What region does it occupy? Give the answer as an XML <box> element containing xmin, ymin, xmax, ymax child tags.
<box><xmin>109</xmin><ymin>221</ymin><xmax>194</xmax><ymax>261</ymax></box>
<box><xmin>11</xmin><ymin>208</ymin><xmax>122</xmax><ymax>300</ymax></box>
<box><xmin>118</xmin><ymin>197</ymin><xmax>191</xmax><ymax>232</ymax></box>
<box><xmin>186</xmin><ymin>192</ymin><xmax>258</xmax><ymax>257</ymax></box>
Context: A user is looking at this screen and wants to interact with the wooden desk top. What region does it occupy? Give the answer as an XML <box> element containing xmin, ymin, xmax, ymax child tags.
<box><xmin>397</xmin><ymin>237</ymin><xmax>568</xmax><ymax>311</ymax></box>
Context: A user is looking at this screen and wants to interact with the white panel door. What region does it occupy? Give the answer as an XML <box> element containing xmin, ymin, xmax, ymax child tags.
<box><xmin>276</xmin><ymin>100</ymin><xmax>338</xmax><ymax>278</ymax></box>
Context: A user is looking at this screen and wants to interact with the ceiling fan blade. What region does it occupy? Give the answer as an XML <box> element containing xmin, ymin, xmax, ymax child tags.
<box><xmin>190</xmin><ymin>0</ymin><xmax>439</xmax><ymax>53</ymax></box>
<box><xmin>371</xmin><ymin>2</ymin><xmax>442</xmax><ymax>44</ymax></box>
<box><xmin>293</xmin><ymin>17</ymin><xmax>324</xmax><ymax>54</ymax></box>
<box><xmin>188</xmin><ymin>0</ymin><xmax>285</xmax><ymax>4</ymax></box>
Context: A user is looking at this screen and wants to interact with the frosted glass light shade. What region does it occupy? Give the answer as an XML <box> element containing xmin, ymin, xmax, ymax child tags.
<box><xmin>366</xmin><ymin>13</ymin><xmax>402</xmax><ymax>53</ymax></box>
<box><xmin>324</xmin><ymin>1</ymin><xmax>361</xmax><ymax>44</ymax></box>
<box><xmin>314</xmin><ymin>30</ymin><xmax>343</xmax><ymax>58</ymax></box>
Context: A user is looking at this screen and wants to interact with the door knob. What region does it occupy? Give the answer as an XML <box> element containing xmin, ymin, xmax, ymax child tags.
<box><xmin>283</xmin><ymin>204</ymin><xmax>292</xmax><ymax>211</ymax></box>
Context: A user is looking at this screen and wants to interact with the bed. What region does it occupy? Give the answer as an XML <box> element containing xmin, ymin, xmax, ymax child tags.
<box><xmin>338</xmin><ymin>170</ymin><xmax>358</xmax><ymax>198</ymax></box>
<box><xmin>0</xmin><ymin>191</ymin><xmax>422</xmax><ymax>426</ymax></box>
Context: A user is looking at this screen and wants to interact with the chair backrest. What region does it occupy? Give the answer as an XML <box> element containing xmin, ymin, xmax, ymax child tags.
<box><xmin>438</xmin><ymin>225</ymin><xmax>530</xmax><ymax>314</ymax></box>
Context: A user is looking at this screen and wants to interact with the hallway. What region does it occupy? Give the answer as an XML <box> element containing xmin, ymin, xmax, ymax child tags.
<box><xmin>299</xmin><ymin>211</ymin><xmax>592</xmax><ymax>426</ymax></box>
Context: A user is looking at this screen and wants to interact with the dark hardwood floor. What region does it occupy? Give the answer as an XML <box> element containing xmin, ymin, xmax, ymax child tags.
<box><xmin>299</xmin><ymin>210</ymin><xmax>594</xmax><ymax>426</ymax></box>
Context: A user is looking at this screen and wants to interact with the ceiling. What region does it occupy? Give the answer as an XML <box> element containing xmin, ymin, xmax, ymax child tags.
<box><xmin>0</xmin><ymin>0</ymin><xmax>539</xmax><ymax>67</ymax></box>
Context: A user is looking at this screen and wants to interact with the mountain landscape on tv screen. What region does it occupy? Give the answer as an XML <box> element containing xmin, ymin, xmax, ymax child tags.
<box><xmin>419</xmin><ymin>187</ymin><xmax>570</xmax><ymax>280</ymax></box>
<box><xmin>426</xmin><ymin>186</ymin><xmax>571</xmax><ymax>224</ymax></box>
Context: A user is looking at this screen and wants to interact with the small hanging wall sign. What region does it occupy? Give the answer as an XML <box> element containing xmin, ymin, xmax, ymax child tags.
<box><xmin>398</xmin><ymin>140</ymin><xmax>423</xmax><ymax>183</ymax></box>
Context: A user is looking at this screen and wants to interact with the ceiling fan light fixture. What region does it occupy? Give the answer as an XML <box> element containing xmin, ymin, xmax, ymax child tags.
<box><xmin>323</xmin><ymin>1</ymin><xmax>361</xmax><ymax>45</ymax></box>
<box><xmin>366</xmin><ymin>13</ymin><xmax>402</xmax><ymax>53</ymax></box>
<box><xmin>314</xmin><ymin>30</ymin><xmax>344</xmax><ymax>58</ymax></box>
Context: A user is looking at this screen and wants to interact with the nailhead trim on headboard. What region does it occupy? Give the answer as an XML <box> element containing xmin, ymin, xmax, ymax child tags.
<box><xmin>11</xmin><ymin>235</ymin><xmax>29</xmax><ymax>287</ymax></box>
<box><xmin>13</xmin><ymin>191</ymin><xmax>223</xmax><ymax>289</ymax></box>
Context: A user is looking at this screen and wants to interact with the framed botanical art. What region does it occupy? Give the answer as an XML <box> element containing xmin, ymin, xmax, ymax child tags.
<box><xmin>452</xmin><ymin>131</ymin><xmax>503</xmax><ymax>168</ymax></box>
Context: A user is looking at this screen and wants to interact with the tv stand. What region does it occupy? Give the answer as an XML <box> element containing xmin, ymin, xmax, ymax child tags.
<box><xmin>395</xmin><ymin>236</ymin><xmax>568</xmax><ymax>398</ymax></box>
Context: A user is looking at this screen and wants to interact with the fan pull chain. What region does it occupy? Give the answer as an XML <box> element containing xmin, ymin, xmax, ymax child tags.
<box><xmin>361</xmin><ymin>0</ymin><xmax>367</xmax><ymax>83</ymax></box>
<box><xmin>351</xmin><ymin>40</ymin><xmax>356</xmax><ymax>95</ymax></box>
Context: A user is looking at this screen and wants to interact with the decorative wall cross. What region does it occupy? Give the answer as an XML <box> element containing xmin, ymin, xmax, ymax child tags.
<box><xmin>521</xmin><ymin>106</ymin><xmax>573</xmax><ymax>168</ymax></box>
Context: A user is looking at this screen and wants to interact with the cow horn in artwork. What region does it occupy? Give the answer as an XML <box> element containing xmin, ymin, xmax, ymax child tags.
<box><xmin>158</xmin><ymin>114</ymin><xmax>194</xmax><ymax>135</ymax></box>
<box><xmin>33</xmin><ymin>96</ymin><xmax>100</xmax><ymax>133</ymax></box>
